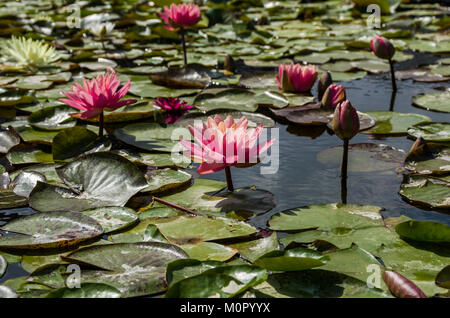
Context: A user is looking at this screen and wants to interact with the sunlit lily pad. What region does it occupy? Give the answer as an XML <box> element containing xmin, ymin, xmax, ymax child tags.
<box><xmin>404</xmin><ymin>143</ymin><xmax>450</xmax><ymax>175</ymax></box>
<box><xmin>181</xmin><ymin>242</ymin><xmax>237</xmax><ymax>262</ymax></box>
<box><xmin>7</xmin><ymin>148</ymin><xmax>53</xmax><ymax>165</ymax></box>
<box><xmin>412</xmin><ymin>91</ymin><xmax>450</xmax><ymax>113</ymax></box>
<box><xmin>0</xmin><ymin>191</ymin><xmax>28</xmax><ymax>209</ymax></box>
<box><xmin>11</xmin><ymin>171</ymin><xmax>46</xmax><ymax>198</ymax></box>
<box><xmin>112</xmin><ymin>150</ymin><xmax>189</xmax><ymax>169</ymax></box>
<box><xmin>362</xmin><ymin>111</ymin><xmax>431</xmax><ymax>135</ymax></box>
<box><xmin>228</xmin><ymin>233</ymin><xmax>279</xmax><ymax>262</ymax></box>
<box><xmin>399</xmin><ymin>175</ymin><xmax>450</xmax><ymax>209</ymax></box>
<box><xmin>44</xmin><ymin>283</ymin><xmax>122</xmax><ymax>298</ymax></box>
<box><xmin>0</xmin><ymin>254</ymin><xmax>6</xmax><ymax>278</ymax></box>
<box><xmin>395</xmin><ymin>220</ymin><xmax>450</xmax><ymax>243</ymax></box>
<box><xmin>0</xmin><ymin>212</ymin><xmax>103</xmax><ymax>250</ymax></box>
<box><xmin>317</xmin><ymin>143</ymin><xmax>406</xmax><ymax>172</ymax></box>
<box><xmin>142</xmin><ymin>168</ymin><xmax>192</xmax><ymax>193</ymax></box>
<box><xmin>193</xmin><ymin>88</ymin><xmax>259</xmax><ymax>112</ymax></box>
<box><xmin>63</xmin><ymin>242</ymin><xmax>188</xmax><ymax>297</ymax></box>
<box><xmin>29</xmin><ymin>152</ymin><xmax>148</xmax><ymax>212</ymax></box>
<box><xmin>81</xmin><ymin>207</ymin><xmax>139</xmax><ymax>234</ymax></box>
<box><xmin>27</xmin><ymin>105</ymin><xmax>76</xmax><ymax>130</ymax></box>
<box><xmin>149</xmin><ymin>64</ymin><xmax>212</xmax><ymax>88</ymax></box>
<box><xmin>408</xmin><ymin>122</ymin><xmax>450</xmax><ymax>142</ymax></box>
<box><xmin>0</xmin><ymin>130</ymin><xmax>20</xmax><ymax>154</ymax></box>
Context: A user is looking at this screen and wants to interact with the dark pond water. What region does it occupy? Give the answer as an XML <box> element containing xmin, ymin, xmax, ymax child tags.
<box><xmin>1</xmin><ymin>53</ymin><xmax>450</xmax><ymax>285</ymax></box>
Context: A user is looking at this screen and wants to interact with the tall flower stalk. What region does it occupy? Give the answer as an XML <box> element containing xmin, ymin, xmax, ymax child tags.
<box><xmin>159</xmin><ymin>3</ymin><xmax>201</xmax><ymax>66</ymax></box>
<box><xmin>59</xmin><ymin>69</ymin><xmax>136</xmax><ymax>137</ymax></box>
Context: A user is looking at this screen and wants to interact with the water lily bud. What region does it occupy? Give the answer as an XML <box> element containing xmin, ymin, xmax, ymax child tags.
<box><xmin>332</xmin><ymin>100</ymin><xmax>360</xmax><ymax>140</ymax></box>
<box><xmin>224</xmin><ymin>54</ymin><xmax>236</xmax><ymax>73</ymax></box>
<box><xmin>276</xmin><ymin>63</ymin><xmax>318</xmax><ymax>93</ymax></box>
<box><xmin>370</xmin><ymin>36</ymin><xmax>395</xmax><ymax>60</ymax></box>
<box><xmin>382</xmin><ymin>270</ymin><xmax>427</xmax><ymax>298</ymax></box>
<box><xmin>317</xmin><ymin>71</ymin><xmax>332</xmax><ymax>100</ymax></box>
<box><xmin>321</xmin><ymin>84</ymin><xmax>346</xmax><ymax>109</ymax></box>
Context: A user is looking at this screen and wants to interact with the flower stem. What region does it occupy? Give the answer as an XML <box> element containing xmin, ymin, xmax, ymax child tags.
<box><xmin>340</xmin><ymin>139</ymin><xmax>349</xmax><ymax>204</ymax></box>
<box><xmin>98</xmin><ymin>111</ymin><xmax>104</xmax><ymax>137</ymax></box>
<box><xmin>389</xmin><ymin>58</ymin><xmax>397</xmax><ymax>92</ymax></box>
<box><xmin>225</xmin><ymin>166</ymin><xmax>234</xmax><ymax>192</ymax></box>
<box><xmin>153</xmin><ymin>197</ymin><xmax>201</xmax><ymax>216</ymax></box>
<box><xmin>180</xmin><ymin>28</ymin><xmax>187</xmax><ymax>66</ymax></box>
<box><xmin>389</xmin><ymin>89</ymin><xmax>397</xmax><ymax>112</ymax></box>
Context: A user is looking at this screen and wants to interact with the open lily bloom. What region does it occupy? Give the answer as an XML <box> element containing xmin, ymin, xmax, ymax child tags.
<box><xmin>90</xmin><ymin>22</ymin><xmax>115</xmax><ymax>38</ymax></box>
<box><xmin>59</xmin><ymin>69</ymin><xmax>136</xmax><ymax>119</ymax></box>
<box><xmin>159</xmin><ymin>3</ymin><xmax>201</xmax><ymax>31</ymax></box>
<box><xmin>180</xmin><ymin>115</ymin><xmax>275</xmax><ymax>174</ymax></box>
<box><xmin>153</xmin><ymin>97</ymin><xmax>194</xmax><ymax>124</ymax></box>
<box><xmin>276</xmin><ymin>63</ymin><xmax>318</xmax><ymax>93</ymax></box>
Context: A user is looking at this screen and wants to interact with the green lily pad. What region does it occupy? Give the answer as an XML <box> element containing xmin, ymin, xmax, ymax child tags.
<box><xmin>362</xmin><ymin>111</ymin><xmax>432</xmax><ymax>135</ymax></box>
<box><xmin>52</xmin><ymin>126</ymin><xmax>111</xmax><ymax>162</ymax></box>
<box><xmin>0</xmin><ymin>191</ymin><xmax>28</xmax><ymax>209</ymax></box>
<box><xmin>165</xmin><ymin>264</ymin><xmax>267</xmax><ymax>298</ymax></box>
<box><xmin>270</xmin><ymin>203</ymin><xmax>384</xmax><ymax>232</ymax></box>
<box><xmin>11</xmin><ymin>171</ymin><xmax>46</xmax><ymax>198</ymax></box>
<box><xmin>0</xmin><ymin>211</ymin><xmax>103</xmax><ymax>250</ymax></box>
<box><xmin>81</xmin><ymin>207</ymin><xmax>139</xmax><ymax>234</ymax></box>
<box><xmin>9</xmin><ymin>164</ymin><xmax>61</xmax><ymax>183</ymax></box>
<box><xmin>404</xmin><ymin>143</ymin><xmax>450</xmax><ymax>175</ymax></box>
<box><xmin>228</xmin><ymin>233</ymin><xmax>279</xmax><ymax>262</ymax></box>
<box><xmin>0</xmin><ymin>130</ymin><xmax>20</xmax><ymax>154</ymax></box>
<box><xmin>399</xmin><ymin>175</ymin><xmax>450</xmax><ymax>209</ymax></box>
<box><xmin>44</xmin><ymin>283</ymin><xmax>122</xmax><ymax>298</ymax></box>
<box><xmin>408</xmin><ymin>122</ymin><xmax>450</xmax><ymax>142</ymax></box>
<box><xmin>0</xmin><ymin>255</ymin><xmax>6</xmax><ymax>278</ymax></box>
<box><xmin>7</xmin><ymin>148</ymin><xmax>53</xmax><ymax>165</ymax></box>
<box><xmin>248</xmin><ymin>270</ymin><xmax>389</xmax><ymax>298</ymax></box>
<box><xmin>128</xmin><ymin>81</ymin><xmax>200</xmax><ymax>98</ymax></box>
<box><xmin>317</xmin><ymin>143</ymin><xmax>406</xmax><ymax>172</ymax></box>
<box><xmin>146</xmin><ymin>215</ymin><xmax>258</xmax><ymax>244</ymax></box>
<box><xmin>395</xmin><ymin>220</ymin><xmax>450</xmax><ymax>243</ymax></box>
<box><xmin>29</xmin><ymin>152</ymin><xmax>148</xmax><ymax>212</ymax></box>
<box><xmin>27</xmin><ymin>105</ymin><xmax>77</xmax><ymax>130</ymax></box>
<box><xmin>412</xmin><ymin>91</ymin><xmax>450</xmax><ymax>113</ymax></box>
<box><xmin>113</xmin><ymin>150</ymin><xmax>189</xmax><ymax>169</ymax></box>
<box><xmin>149</xmin><ymin>64</ymin><xmax>212</xmax><ymax>88</ymax></box>
<box><xmin>0</xmin><ymin>286</ymin><xmax>17</xmax><ymax>298</ymax></box>
<box><xmin>143</xmin><ymin>169</ymin><xmax>192</xmax><ymax>193</ymax></box>
<box><xmin>15</xmin><ymin>126</ymin><xmax>61</xmax><ymax>145</ymax></box>
<box><xmin>193</xmin><ymin>88</ymin><xmax>259</xmax><ymax>112</ymax></box>
<box><xmin>436</xmin><ymin>266</ymin><xmax>450</xmax><ymax>289</ymax></box>
<box><xmin>181</xmin><ymin>242</ymin><xmax>237</xmax><ymax>262</ymax></box>
<box><xmin>331</xmin><ymin>71</ymin><xmax>367</xmax><ymax>82</ymax></box>
<box><xmin>63</xmin><ymin>242</ymin><xmax>188</xmax><ymax>297</ymax></box>
<box><xmin>254</xmin><ymin>247</ymin><xmax>329</xmax><ymax>272</ymax></box>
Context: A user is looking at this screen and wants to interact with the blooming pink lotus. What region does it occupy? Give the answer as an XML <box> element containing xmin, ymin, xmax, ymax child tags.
<box><xmin>159</xmin><ymin>3</ymin><xmax>201</xmax><ymax>31</ymax></box>
<box><xmin>370</xmin><ymin>36</ymin><xmax>395</xmax><ymax>60</ymax></box>
<box><xmin>276</xmin><ymin>63</ymin><xmax>318</xmax><ymax>93</ymax></box>
<box><xmin>321</xmin><ymin>84</ymin><xmax>346</xmax><ymax>109</ymax></box>
<box><xmin>59</xmin><ymin>69</ymin><xmax>136</xmax><ymax>119</ymax></box>
<box><xmin>180</xmin><ymin>115</ymin><xmax>275</xmax><ymax>189</ymax></box>
<box><xmin>331</xmin><ymin>100</ymin><xmax>360</xmax><ymax>141</ymax></box>
<box><xmin>153</xmin><ymin>97</ymin><xmax>194</xmax><ymax>124</ymax></box>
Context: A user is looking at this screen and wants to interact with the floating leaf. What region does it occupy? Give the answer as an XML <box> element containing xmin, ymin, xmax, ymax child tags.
<box><xmin>317</xmin><ymin>143</ymin><xmax>406</xmax><ymax>172</ymax></box>
<box><xmin>436</xmin><ymin>266</ymin><xmax>450</xmax><ymax>289</ymax></box>
<box><xmin>228</xmin><ymin>233</ymin><xmax>279</xmax><ymax>262</ymax></box>
<box><xmin>44</xmin><ymin>283</ymin><xmax>122</xmax><ymax>298</ymax></box>
<box><xmin>81</xmin><ymin>207</ymin><xmax>139</xmax><ymax>234</ymax></box>
<box><xmin>28</xmin><ymin>105</ymin><xmax>77</xmax><ymax>130</ymax></box>
<box><xmin>29</xmin><ymin>152</ymin><xmax>148</xmax><ymax>212</ymax></box>
<box><xmin>7</xmin><ymin>148</ymin><xmax>53</xmax><ymax>165</ymax></box>
<box><xmin>408</xmin><ymin>122</ymin><xmax>450</xmax><ymax>142</ymax></box>
<box><xmin>399</xmin><ymin>175</ymin><xmax>450</xmax><ymax>209</ymax></box>
<box><xmin>395</xmin><ymin>220</ymin><xmax>450</xmax><ymax>243</ymax></box>
<box><xmin>142</xmin><ymin>169</ymin><xmax>192</xmax><ymax>193</ymax></box>
<box><xmin>362</xmin><ymin>111</ymin><xmax>431</xmax><ymax>135</ymax></box>
<box><xmin>181</xmin><ymin>242</ymin><xmax>237</xmax><ymax>262</ymax></box>
<box><xmin>412</xmin><ymin>91</ymin><xmax>450</xmax><ymax>113</ymax></box>
<box><xmin>193</xmin><ymin>88</ymin><xmax>259</xmax><ymax>112</ymax></box>
<box><xmin>0</xmin><ymin>130</ymin><xmax>20</xmax><ymax>154</ymax></box>
<box><xmin>405</xmin><ymin>143</ymin><xmax>450</xmax><ymax>176</ymax></box>
<box><xmin>0</xmin><ymin>212</ymin><xmax>103</xmax><ymax>250</ymax></box>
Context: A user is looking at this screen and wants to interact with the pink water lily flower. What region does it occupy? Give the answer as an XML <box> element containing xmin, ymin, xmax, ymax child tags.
<box><xmin>370</xmin><ymin>36</ymin><xmax>395</xmax><ymax>60</ymax></box>
<box><xmin>153</xmin><ymin>97</ymin><xmax>194</xmax><ymax>124</ymax></box>
<box><xmin>321</xmin><ymin>84</ymin><xmax>346</xmax><ymax>109</ymax></box>
<box><xmin>276</xmin><ymin>63</ymin><xmax>318</xmax><ymax>93</ymax></box>
<box><xmin>332</xmin><ymin>100</ymin><xmax>360</xmax><ymax>141</ymax></box>
<box><xmin>59</xmin><ymin>69</ymin><xmax>136</xmax><ymax>119</ymax></box>
<box><xmin>159</xmin><ymin>3</ymin><xmax>201</xmax><ymax>31</ymax></box>
<box><xmin>180</xmin><ymin>115</ymin><xmax>275</xmax><ymax>175</ymax></box>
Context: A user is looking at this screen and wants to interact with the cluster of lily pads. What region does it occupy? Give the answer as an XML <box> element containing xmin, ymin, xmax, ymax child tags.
<box><xmin>0</xmin><ymin>0</ymin><xmax>448</xmax><ymax>299</ymax></box>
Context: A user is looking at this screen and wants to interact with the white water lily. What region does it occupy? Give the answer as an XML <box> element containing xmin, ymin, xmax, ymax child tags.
<box><xmin>1</xmin><ymin>36</ymin><xmax>60</xmax><ymax>70</ymax></box>
<box><xmin>90</xmin><ymin>22</ymin><xmax>115</xmax><ymax>38</ymax></box>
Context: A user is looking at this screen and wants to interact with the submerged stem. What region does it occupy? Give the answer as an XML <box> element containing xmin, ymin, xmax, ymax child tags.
<box><xmin>153</xmin><ymin>197</ymin><xmax>201</xmax><ymax>216</ymax></box>
<box><xmin>98</xmin><ymin>111</ymin><xmax>104</xmax><ymax>137</ymax></box>
<box><xmin>180</xmin><ymin>28</ymin><xmax>187</xmax><ymax>66</ymax></box>
<box><xmin>389</xmin><ymin>58</ymin><xmax>397</xmax><ymax>92</ymax></box>
<box><xmin>225</xmin><ymin>166</ymin><xmax>234</xmax><ymax>192</ymax></box>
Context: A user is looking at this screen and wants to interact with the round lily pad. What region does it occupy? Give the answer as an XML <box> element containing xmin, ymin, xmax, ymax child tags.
<box><xmin>44</xmin><ymin>283</ymin><xmax>122</xmax><ymax>298</ymax></box>
<box><xmin>395</xmin><ymin>220</ymin><xmax>450</xmax><ymax>243</ymax></box>
<box><xmin>29</xmin><ymin>152</ymin><xmax>148</xmax><ymax>212</ymax></box>
<box><xmin>142</xmin><ymin>168</ymin><xmax>192</xmax><ymax>193</ymax></box>
<box><xmin>317</xmin><ymin>143</ymin><xmax>406</xmax><ymax>172</ymax></box>
<box><xmin>412</xmin><ymin>91</ymin><xmax>450</xmax><ymax>113</ymax></box>
<box><xmin>193</xmin><ymin>88</ymin><xmax>259</xmax><ymax>112</ymax></box>
<box><xmin>81</xmin><ymin>207</ymin><xmax>139</xmax><ymax>233</ymax></box>
<box><xmin>28</xmin><ymin>105</ymin><xmax>77</xmax><ymax>130</ymax></box>
<box><xmin>0</xmin><ymin>211</ymin><xmax>103</xmax><ymax>250</ymax></box>
<box><xmin>399</xmin><ymin>175</ymin><xmax>450</xmax><ymax>210</ymax></box>
<box><xmin>0</xmin><ymin>130</ymin><xmax>20</xmax><ymax>154</ymax></box>
<box><xmin>408</xmin><ymin>122</ymin><xmax>450</xmax><ymax>142</ymax></box>
<box><xmin>7</xmin><ymin>148</ymin><xmax>53</xmax><ymax>165</ymax></box>
<box><xmin>404</xmin><ymin>143</ymin><xmax>450</xmax><ymax>175</ymax></box>
<box><xmin>362</xmin><ymin>111</ymin><xmax>432</xmax><ymax>135</ymax></box>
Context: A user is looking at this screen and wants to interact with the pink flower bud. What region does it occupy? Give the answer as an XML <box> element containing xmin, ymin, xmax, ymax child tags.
<box><xmin>332</xmin><ymin>100</ymin><xmax>360</xmax><ymax>140</ymax></box>
<box><xmin>276</xmin><ymin>63</ymin><xmax>318</xmax><ymax>93</ymax></box>
<box><xmin>370</xmin><ymin>36</ymin><xmax>395</xmax><ymax>60</ymax></box>
<box><xmin>321</xmin><ymin>84</ymin><xmax>346</xmax><ymax>109</ymax></box>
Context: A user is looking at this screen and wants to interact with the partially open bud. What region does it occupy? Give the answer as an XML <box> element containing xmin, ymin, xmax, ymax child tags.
<box><xmin>370</xmin><ymin>36</ymin><xmax>395</xmax><ymax>60</ymax></box>
<box><xmin>321</xmin><ymin>84</ymin><xmax>346</xmax><ymax>109</ymax></box>
<box><xmin>332</xmin><ymin>100</ymin><xmax>360</xmax><ymax>140</ymax></box>
<box><xmin>382</xmin><ymin>270</ymin><xmax>427</xmax><ymax>298</ymax></box>
<box><xmin>224</xmin><ymin>54</ymin><xmax>236</xmax><ymax>73</ymax></box>
<box><xmin>318</xmin><ymin>71</ymin><xmax>332</xmax><ymax>100</ymax></box>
